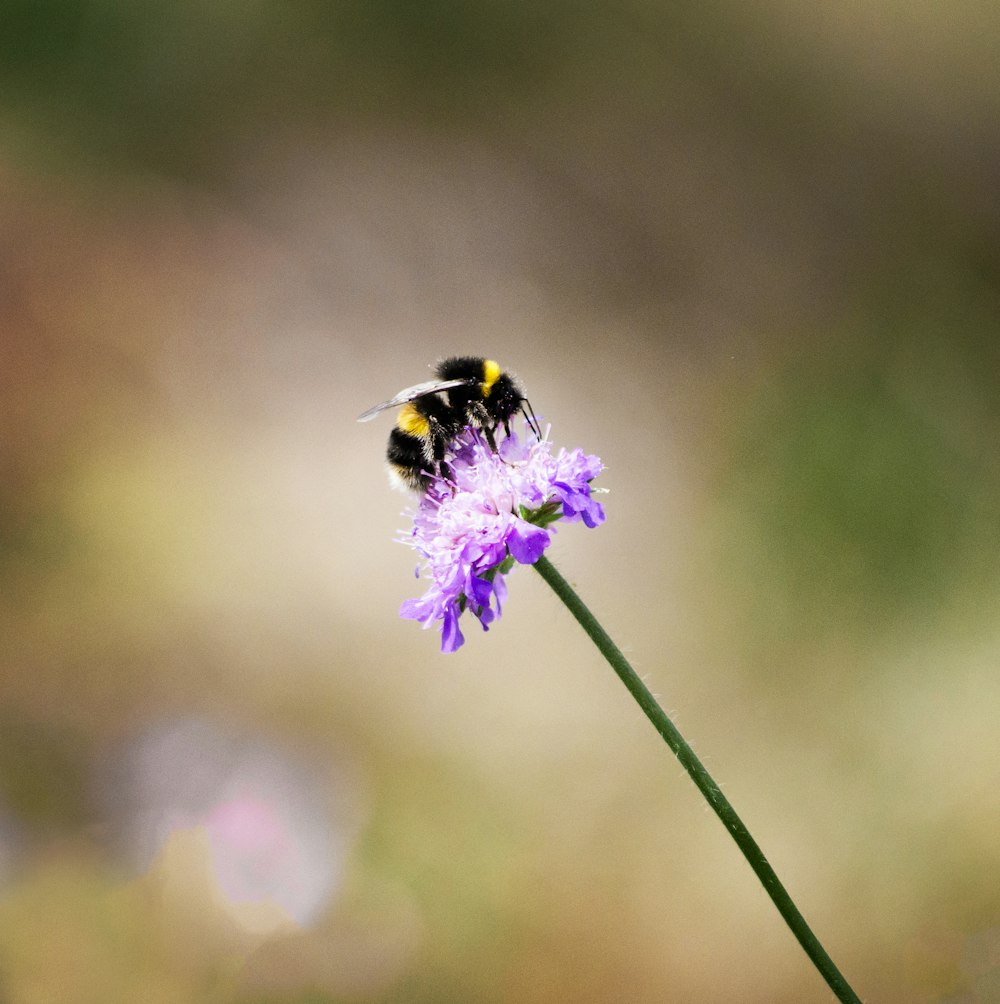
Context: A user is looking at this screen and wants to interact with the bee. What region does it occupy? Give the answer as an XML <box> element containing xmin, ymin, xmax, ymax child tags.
<box><xmin>358</xmin><ymin>356</ymin><xmax>540</xmax><ymax>491</ymax></box>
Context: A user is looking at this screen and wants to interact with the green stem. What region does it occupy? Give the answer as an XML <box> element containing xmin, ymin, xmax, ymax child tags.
<box><xmin>532</xmin><ymin>554</ymin><xmax>861</xmax><ymax>1004</ymax></box>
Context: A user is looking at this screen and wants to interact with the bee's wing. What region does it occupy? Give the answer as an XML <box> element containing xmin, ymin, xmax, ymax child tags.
<box><xmin>357</xmin><ymin>378</ymin><xmax>472</xmax><ymax>422</ymax></box>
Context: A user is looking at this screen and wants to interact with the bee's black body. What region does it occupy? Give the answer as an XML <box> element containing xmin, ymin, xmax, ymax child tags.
<box><xmin>359</xmin><ymin>356</ymin><xmax>538</xmax><ymax>492</ymax></box>
<box><xmin>385</xmin><ymin>391</ymin><xmax>462</xmax><ymax>487</ymax></box>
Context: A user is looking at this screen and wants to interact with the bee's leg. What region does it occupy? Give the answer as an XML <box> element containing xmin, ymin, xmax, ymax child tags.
<box><xmin>483</xmin><ymin>424</ymin><xmax>499</xmax><ymax>454</ymax></box>
<box><xmin>486</xmin><ymin>422</ymin><xmax>518</xmax><ymax>468</ymax></box>
<box><xmin>429</xmin><ymin>422</ymin><xmax>456</xmax><ymax>488</ymax></box>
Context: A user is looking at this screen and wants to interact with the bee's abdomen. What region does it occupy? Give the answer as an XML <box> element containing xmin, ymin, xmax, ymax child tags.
<box><xmin>387</xmin><ymin>427</ymin><xmax>430</xmax><ymax>491</ymax></box>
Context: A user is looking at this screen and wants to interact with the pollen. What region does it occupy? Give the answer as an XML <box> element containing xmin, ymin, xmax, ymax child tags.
<box><xmin>397</xmin><ymin>403</ymin><xmax>430</xmax><ymax>438</ymax></box>
<box><xmin>482</xmin><ymin>359</ymin><xmax>501</xmax><ymax>397</ymax></box>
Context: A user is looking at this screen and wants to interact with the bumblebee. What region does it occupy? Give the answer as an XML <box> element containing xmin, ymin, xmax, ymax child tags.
<box><xmin>358</xmin><ymin>356</ymin><xmax>540</xmax><ymax>491</ymax></box>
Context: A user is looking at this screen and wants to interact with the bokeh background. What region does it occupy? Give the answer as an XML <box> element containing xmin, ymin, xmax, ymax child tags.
<box><xmin>3</xmin><ymin>2</ymin><xmax>1000</xmax><ymax>1002</ymax></box>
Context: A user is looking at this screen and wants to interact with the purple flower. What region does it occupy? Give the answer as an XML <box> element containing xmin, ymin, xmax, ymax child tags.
<box><xmin>398</xmin><ymin>426</ymin><xmax>604</xmax><ymax>652</ymax></box>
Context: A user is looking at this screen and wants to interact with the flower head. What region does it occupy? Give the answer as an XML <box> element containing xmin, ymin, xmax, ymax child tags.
<box><xmin>398</xmin><ymin>425</ymin><xmax>604</xmax><ymax>652</ymax></box>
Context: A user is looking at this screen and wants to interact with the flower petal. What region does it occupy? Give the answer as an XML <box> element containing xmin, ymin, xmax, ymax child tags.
<box><xmin>441</xmin><ymin>604</ymin><xmax>465</xmax><ymax>652</ymax></box>
<box><xmin>507</xmin><ymin>521</ymin><xmax>550</xmax><ymax>565</ymax></box>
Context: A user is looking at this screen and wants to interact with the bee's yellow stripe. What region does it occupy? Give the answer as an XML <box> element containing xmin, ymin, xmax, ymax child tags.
<box><xmin>482</xmin><ymin>359</ymin><xmax>501</xmax><ymax>397</ymax></box>
<box><xmin>398</xmin><ymin>402</ymin><xmax>430</xmax><ymax>438</ymax></box>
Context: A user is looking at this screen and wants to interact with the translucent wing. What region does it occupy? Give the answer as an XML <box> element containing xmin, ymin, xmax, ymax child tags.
<box><xmin>357</xmin><ymin>378</ymin><xmax>472</xmax><ymax>422</ymax></box>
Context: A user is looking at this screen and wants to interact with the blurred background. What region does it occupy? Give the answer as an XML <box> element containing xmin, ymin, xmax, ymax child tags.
<box><xmin>2</xmin><ymin>2</ymin><xmax>999</xmax><ymax>1001</ymax></box>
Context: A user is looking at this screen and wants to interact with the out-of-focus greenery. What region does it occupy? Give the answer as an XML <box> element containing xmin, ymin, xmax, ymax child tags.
<box><xmin>2</xmin><ymin>2</ymin><xmax>1000</xmax><ymax>1002</ymax></box>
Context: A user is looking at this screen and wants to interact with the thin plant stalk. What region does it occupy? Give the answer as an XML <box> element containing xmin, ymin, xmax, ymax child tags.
<box><xmin>532</xmin><ymin>553</ymin><xmax>861</xmax><ymax>1004</ymax></box>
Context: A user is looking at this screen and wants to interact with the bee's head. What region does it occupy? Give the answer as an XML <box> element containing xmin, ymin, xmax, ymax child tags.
<box><xmin>485</xmin><ymin>374</ymin><xmax>541</xmax><ymax>440</ymax></box>
<box><xmin>485</xmin><ymin>374</ymin><xmax>523</xmax><ymax>423</ymax></box>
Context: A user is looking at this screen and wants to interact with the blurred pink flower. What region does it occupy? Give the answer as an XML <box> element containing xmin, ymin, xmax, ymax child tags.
<box><xmin>100</xmin><ymin>717</ymin><xmax>363</xmax><ymax>928</ymax></box>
